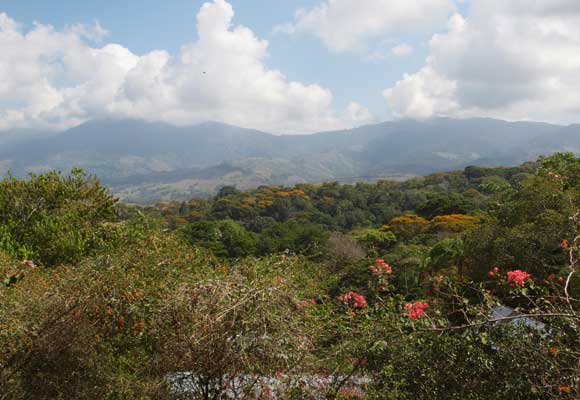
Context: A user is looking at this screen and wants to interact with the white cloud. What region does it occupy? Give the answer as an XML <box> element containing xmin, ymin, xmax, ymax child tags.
<box><xmin>391</xmin><ymin>43</ymin><xmax>413</xmax><ymax>57</ymax></box>
<box><xmin>384</xmin><ymin>0</ymin><xmax>580</xmax><ymax>123</ymax></box>
<box><xmin>0</xmin><ymin>0</ymin><xmax>374</xmax><ymax>134</ymax></box>
<box><xmin>343</xmin><ymin>102</ymin><xmax>378</xmax><ymax>126</ymax></box>
<box><xmin>280</xmin><ymin>0</ymin><xmax>455</xmax><ymax>53</ymax></box>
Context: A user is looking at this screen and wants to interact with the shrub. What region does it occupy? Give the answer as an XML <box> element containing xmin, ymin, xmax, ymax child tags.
<box><xmin>152</xmin><ymin>259</ymin><xmax>315</xmax><ymax>399</ymax></box>
<box><xmin>353</xmin><ymin>229</ymin><xmax>397</xmax><ymax>257</ymax></box>
<box><xmin>0</xmin><ymin>169</ymin><xmax>117</xmax><ymax>266</ymax></box>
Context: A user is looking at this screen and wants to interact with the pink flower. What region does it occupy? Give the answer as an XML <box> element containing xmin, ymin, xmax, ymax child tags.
<box><xmin>561</xmin><ymin>240</ymin><xmax>569</xmax><ymax>249</ymax></box>
<box><xmin>506</xmin><ymin>270</ymin><xmax>532</xmax><ymax>287</ymax></box>
<box><xmin>548</xmin><ymin>274</ymin><xmax>556</xmax><ymax>281</ymax></box>
<box><xmin>488</xmin><ymin>271</ymin><xmax>495</xmax><ymax>277</ymax></box>
<box><xmin>493</xmin><ymin>266</ymin><xmax>500</xmax><ymax>273</ymax></box>
<box><xmin>405</xmin><ymin>301</ymin><xmax>429</xmax><ymax>319</ymax></box>
<box><xmin>339</xmin><ymin>291</ymin><xmax>367</xmax><ymax>309</ymax></box>
<box><xmin>370</xmin><ymin>259</ymin><xmax>392</xmax><ymax>276</ymax></box>
<box><xmin>298</xmin><ymin>299</ymin><xmax>317</xmax><ymax>308</ymax></box>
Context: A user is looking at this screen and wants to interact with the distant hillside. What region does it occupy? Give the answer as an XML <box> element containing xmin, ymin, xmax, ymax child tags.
<box><xmin>1</xmin><ymin>117</ymin><xmax>579</xmax><ymax>203</ymax></box>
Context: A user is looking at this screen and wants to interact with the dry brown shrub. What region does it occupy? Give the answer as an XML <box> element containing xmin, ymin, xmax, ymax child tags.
<box><xmin>326</xmin><ymin>233</ymin><xmax>366</xmax><ymax>262</ymax></box>
<box><xmin>152</xmin><ymin>271</ymin><xmax>314</xmax><ymax>399</ymax></box>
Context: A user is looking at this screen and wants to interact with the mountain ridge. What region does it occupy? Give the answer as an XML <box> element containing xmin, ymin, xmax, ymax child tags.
<box><xmin>1</xmin><ymin>117</ymin><xmax>579</xmax><ymax>203</ymax></box>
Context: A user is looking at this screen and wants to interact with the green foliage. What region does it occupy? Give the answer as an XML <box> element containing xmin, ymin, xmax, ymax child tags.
<box><xmin>418</xmin><ymin>193</ymin><xmax>475</xmax><ymax>219</ymax></box>
<box><xmin>366</xmin><ymin>324</ymin><xmax>572</xmax><ymax>399</ymax></box>
<box><xmin>429</xmin><ymin>238</ymin><xmax>464</xmax><ymax>272</ymax></box>
<box><xmin>257</xmin><ymin>219</ymin><xmax>329</xmax><ymax>257</ymax></box>
<box><xmin>353</xmin><ymin>228</ymin><xmax>397</xmax><ymax>256</ymax></box>
<box><xmin>0</xmin><ymin>169</ymin><xmax>117</xmax><ymax>265</ymax></box>
<box><xmin>384</xmin><ymin>244</ymin><xmax>431</xmax><ymax>294</ymax></box>
<box><xmin>182</xmin><ymin>219</ymin><xmax>257</xmax><ymax>258</ymax></box>
<box><xmin>538</xmin><ymin>152</ymin><xmax>580</xmax><ymax>188</ymax></box>
<box><xmin>463</xmin><ymin>170</ymin><xmax>575</xmax><ymax>281</ymax></box>
<box><xmin>3</xmin><ymin>157</ymin><xmax>580</xmax><ymax>399</ymax></box>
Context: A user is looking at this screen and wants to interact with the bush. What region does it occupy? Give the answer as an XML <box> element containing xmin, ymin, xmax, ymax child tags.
<box><xmin>0</xmin><ymin>169</ymin><xmax>117</xmax><ymax>266</ymax></box>
<box><xmin>152</xmin><ymin>258</ymin><xmax>316</xmax><ymax>399</ymax></box>
<box><xmin>353</xmin><ymin>229</ymin><xmax>397</xmax><ymax>257</ymax></box>
<box><xmin>0</xmin><ymin>227</ymin><xmax>328</xmax><ymax>399</ymax></box>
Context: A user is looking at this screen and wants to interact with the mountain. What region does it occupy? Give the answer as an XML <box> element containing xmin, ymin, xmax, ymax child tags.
<box><xmin>1</xmin><ymin>117</ymin><xmax>579</xmax><ymax>203</ymax></box>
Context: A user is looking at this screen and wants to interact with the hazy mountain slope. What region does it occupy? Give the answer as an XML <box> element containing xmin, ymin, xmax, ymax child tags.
<box><xmin>358</xmin><ymin>118</ymin><xmax>561</xmax><ymax>174</ymax></box>
<box><xmin>0</xmin><ymin>120</ymin><xmax>283</xmax><ymax>178</ymax></box>
<box><xmin>1</xmin><ymin>117</ymin><xmax>578</xmax><ymax>202</ymax></box>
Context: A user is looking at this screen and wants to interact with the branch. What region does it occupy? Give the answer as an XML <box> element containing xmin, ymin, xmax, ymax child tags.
<box><xmin>421</xmin><ymin>312</ymin><xmax>580</xmax><ymax>332</ymax></box>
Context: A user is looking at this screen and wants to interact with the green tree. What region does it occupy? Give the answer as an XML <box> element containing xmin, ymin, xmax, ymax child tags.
<box><xmin>353</xmin><ymin>228</ymin><xmax>397</xmax><ymax>257</ymax></box>
<box><xmin>418</xmin><ymin>193</ymin><xmax>475</xmax><ymax>219</ymax></box>
<box><xmin>182</xmin><ymin>219</ymin><xmax>257</xmax><ymax>258</ymax></box>
<box><xmin>257</xmin><ymin>220</ymin><xmax>328</xmax><ymax>257</ymax></box>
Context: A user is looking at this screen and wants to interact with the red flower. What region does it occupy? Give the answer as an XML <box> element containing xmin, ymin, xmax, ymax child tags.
<box><xmin>298</xmin><ymin>299</ymin><xmax>317</xmax><ymax>308</ymax></box>
<box><xmin>370</xmin><ymin>259</ymin><xmax>393</xmax><ymax>276</ymax></box>
<box><xmin>548</xmin><ymin>274</ymin><xmax>556</xmax><ymax>281</ymax></box>
<box><xmin>506</xmin><ymin>270</ymin><xmax>532</xmax><ymax>287</ymax></box>
<box><xmin>488</xmin><ymin>271</ymin><xmax>495</xmax><ymax>277</ymax></box>
<box><xmin>405</xmin><ymin>301</ymin><xmax>429</xmax><ymax>319</ymax></box>
<box><xmin>339</xmin><ymin>291</ymin><xmax>367</xmax><ymax>309</ymax></box>
<box><xmin>549</xmin><ymin>347</ymin><xmax>558</xmax><ymax>355</ymax></box>
<box><xmin>561</xmin><ymin>240</ymin><xmax>569</xmax><ymax>249</ymax></box>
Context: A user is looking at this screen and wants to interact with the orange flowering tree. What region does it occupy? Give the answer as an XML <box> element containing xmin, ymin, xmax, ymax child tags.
<box><xmin>388</xmin><ymin>214</ymin><xmax>429</xmax><ymax>240</ymax></box>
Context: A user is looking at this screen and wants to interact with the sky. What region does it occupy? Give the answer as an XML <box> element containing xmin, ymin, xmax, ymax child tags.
<box><xmin>1</xmin><ymin>0</ymin><xmax>580</xmax><ymax>134</ymax></box>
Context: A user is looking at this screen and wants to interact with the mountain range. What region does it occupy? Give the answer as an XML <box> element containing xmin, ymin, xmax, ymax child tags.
<box><xmin>1</xmin><ymin>117</ymin><xmax>578</xmax><ymax>203</ymax></box>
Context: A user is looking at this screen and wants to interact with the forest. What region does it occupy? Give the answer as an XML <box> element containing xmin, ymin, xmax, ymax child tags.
<box><xmin>1</xmin><ymin>153</ymin><xmax>580</xmax><ymax>399</ymax></box>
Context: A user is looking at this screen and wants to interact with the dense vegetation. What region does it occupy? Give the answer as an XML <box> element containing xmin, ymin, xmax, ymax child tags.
<box><xmin>2</xmin><ymin>154</ymin><xmax>580</xmax><ymax>399</ymax></box>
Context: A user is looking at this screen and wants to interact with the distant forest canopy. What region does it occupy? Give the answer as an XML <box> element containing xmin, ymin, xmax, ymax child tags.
<box><xmin>2</xmin><ymin>152</ymin><xmax>580</xmax><ymax>398</ymax></box>
<box><xmin>144</xmin><ymin>158</ymin><xmax>537</xmax><ymax>236</ymax></box>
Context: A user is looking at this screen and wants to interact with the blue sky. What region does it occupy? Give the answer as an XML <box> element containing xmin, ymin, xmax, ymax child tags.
<box><xmin>1</xmin><ymin>1</ymin><xmax>579</xmax><ymax>133</ymax></box>
<box><xmin>1</xmin><ymin>0</ymin><xmax>435</xmax><ymax>120</ymax></box>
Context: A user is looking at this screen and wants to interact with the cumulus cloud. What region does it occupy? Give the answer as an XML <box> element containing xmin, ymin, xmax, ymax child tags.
<box><xmin>280</xmin><ymin>0</ymin><xmax>455</xmax><ymax>53</ymax></box>
<box><xmin>384</xmin><ymin>0</ymin><xmax>580</xmax><ymax>123</ymax></box>
<box><xmin>0</xmin><ymin>0</ymin><xmax>374</xmax><ymax>134</ymax></box>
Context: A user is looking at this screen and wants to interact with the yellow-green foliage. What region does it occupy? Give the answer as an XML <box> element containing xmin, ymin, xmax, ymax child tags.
<box><xmin>389</xmin><ymin>214</ymin><xmax>429</xmax><ymax>239</ymax></box>
<box><xmin>429</xmin><ymin>214</ymin><xmax>480</xmax><ymax>232</ymax></box>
